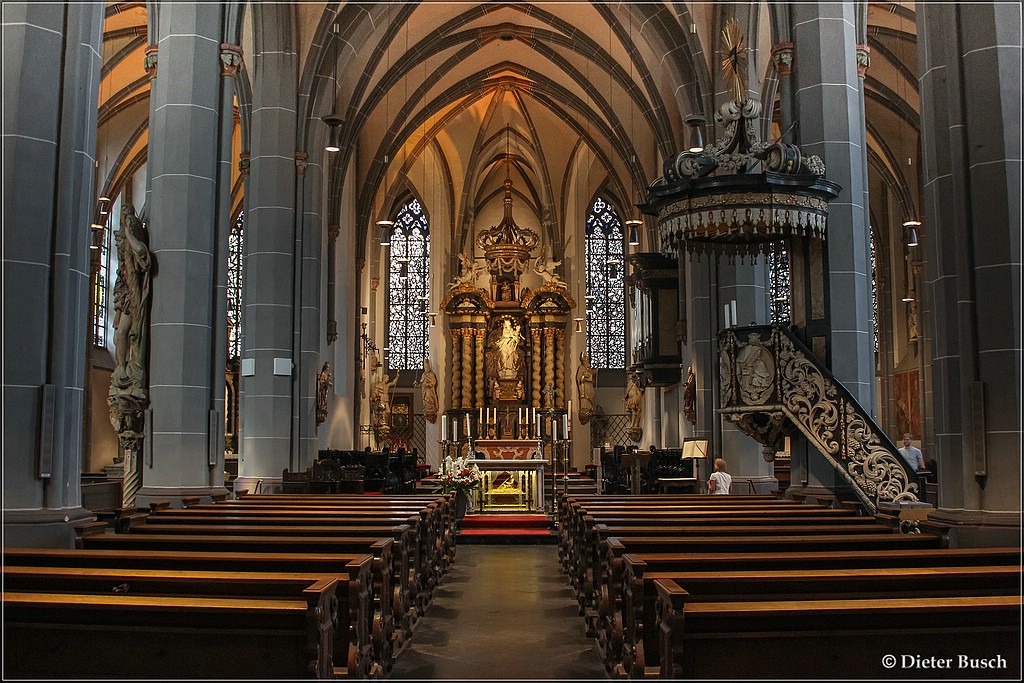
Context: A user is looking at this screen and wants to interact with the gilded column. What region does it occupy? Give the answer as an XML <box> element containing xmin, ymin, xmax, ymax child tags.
<box><xmin>451</xmin><ymin>330</ymin><xmax>462</xmax><ymax>409</ymax></box>
<box><xmin>555</xmin><ymin>329</ymin><xmax>566</xmax><ymax>409</ymax></box>
<box><xmin>543</xmin><ymin>328</ymin><xmax>555</xmax><ymax>408</ymax></box>
<box><xmin>461</xmin><ymin>330</ymin><xmax>473</xmax><ymax>409</ymax></box>
<box><xmin>474</xmin><ymin>328</ymin><xmax>485</xmax><ymax>407</ymax></box>
<box><xmin>531</xmin><ymin>327</ymin><xmax>542</xmax><ymax>407</ymax></box>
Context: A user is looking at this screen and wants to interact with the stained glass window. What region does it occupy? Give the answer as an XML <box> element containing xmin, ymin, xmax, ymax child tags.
<box><xmin>585</xmin><ymin>196</ymin><xmax>626</xmax><ymax>369</ymax></box>
<box><xmin>387</xmin><ymin>198</ymin><xmax>430</xmax><ymax>370</ymax></box>
<box><xmin>768</xmin><ymin>245</ymin><xmax>791</xmax><ymax>324</ymax></box>
<box><xmin>227</xmin><ymin>212</ymin><xmax>244</xmax><ymax>359</ymax></box>
<box><xmin>870</xmin><ymin>229</ymin><xmax>878</xmax><ymax>353</ymax></box>
<box><xmin>92</xmin><ymin>221</ymin><xmax>110</xmax><ymax>347</ymax></box>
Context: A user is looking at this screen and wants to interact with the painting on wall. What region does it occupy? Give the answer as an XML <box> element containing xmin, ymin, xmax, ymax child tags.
<box><xmin>894</xmin><ymin>369</ymin><xmax>921</xmax><ymax>438</ymax></box>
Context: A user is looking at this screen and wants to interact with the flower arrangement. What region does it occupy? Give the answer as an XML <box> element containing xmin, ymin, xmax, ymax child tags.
<box><xmin>435</xmin><ymin>453</ymin><xmax>482</xmax><ymax>497</ymax></box>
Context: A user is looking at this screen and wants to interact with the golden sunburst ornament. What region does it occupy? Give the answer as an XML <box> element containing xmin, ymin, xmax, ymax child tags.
<box><xmin>721</xmin><ymin>17</ymin><xmax>747</xmax><ymax>101</ymax></box>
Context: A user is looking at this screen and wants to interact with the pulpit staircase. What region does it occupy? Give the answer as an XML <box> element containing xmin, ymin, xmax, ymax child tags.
<box><xmin>719</xmin><ymin>324</ymin><xmax>925</xmax><ymax>515</ymax></box>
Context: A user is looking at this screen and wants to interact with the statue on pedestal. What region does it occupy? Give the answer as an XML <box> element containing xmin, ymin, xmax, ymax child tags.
<box><xmin>576</xmin><ymin>351</ymin><xmax>596</xmax><ymax>424</ymax></box>
<box><xmin>625</xmin><ymin>374</ymin><xmax>644</xmax><ymax>443</ymax></box>
<box><xmin>108</xmin><ymin>204</ymin><xmax>152</xmax><ymax>453</ymax></box>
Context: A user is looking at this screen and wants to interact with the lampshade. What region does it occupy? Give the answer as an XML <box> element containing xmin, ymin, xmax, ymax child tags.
<box><xmin>903</xmin><ymin>219</ymin><xmax>920</xmax><ymax>247</ymax></box>
<box><xmin>626</xmin><ymin>219</ymin><xmax>642</xmax><ymax>246</ymax></box>
<box><xmin>378</xmin><ymin>220</ymin><xmax>394</xmax><ymax>246</ymax></box>
<box><xmin>683</xmin><ymin>114</ymin><xmax>706</xmax><ymax>153</ymax></box>
<box><xmin>322</xmin><ymin>115</ymin><xmax>343</xmax><ymax>153</ymax></box>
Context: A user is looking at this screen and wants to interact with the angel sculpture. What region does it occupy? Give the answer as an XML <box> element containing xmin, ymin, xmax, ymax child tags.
<box><xmin>449</xmin><ymin>252</ymin><xmax>486</xmax><ymax>291</ymax></box>
<box><xmin>534</xmin><ymin>255</ymin><xmax>567</xmax><ymax>289</ymax></box>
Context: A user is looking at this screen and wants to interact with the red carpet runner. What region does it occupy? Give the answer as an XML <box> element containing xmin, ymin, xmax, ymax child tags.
<box><xmin>457</xmin><ymin>514</ymin><xmax>556</xmax><ymax>544</ymax></box>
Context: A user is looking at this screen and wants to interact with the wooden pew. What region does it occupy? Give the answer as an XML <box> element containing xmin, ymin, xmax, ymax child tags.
<box><xmin>181</xmin><ymin>498</ymin><xmax>455</xmax><ymax>579</ymax></box>
<box><xmin>621</xmin><ymin>562</ymin><xmax>1022</xmax><ymax>678</ymax></box>
<box><xmin>138</xmin><ymin>510</ymin><xmax>435</xmax><ymax>619</ymax></box>
<box><xmin>77</xmin><ymin>534</ymin><xmax>399</xmax><ymax>672</ymax></box>
<box><xmin>593</xmin><ymin>532</ymin><xmax>945</xmax><ymax>670</ymax></box>
<box><xmin>563</xmin><ymin>511</ymin><xmax>879</xmax><ymax>621</ymax></box>
<box><xmin>3</xmin><ymin>547</ymin><xmax>385</xmax><ymax>677</ymax></box>
<box><xmin>5</xmin><ymin>592</ymin><xmax>336</xmax><ymax>680</ymax></box>
<box><xmin>127</xmin><ymin>520</ymin><xmax>418</xmax><ymax>645</ymax></box>
<box><xmin>653</xmin><ymin>583</ymin><xmax>1021</xmax><ymax>679</ymax></box>
<box><xmin>2</xmin><ymin>565</ymin><xmax>376</xmax><ymax>679</ymax></box>
<box><xmin>559</xmin><ymin>502</ymin><xmax>861</xmax><ymax>584</ymax></box>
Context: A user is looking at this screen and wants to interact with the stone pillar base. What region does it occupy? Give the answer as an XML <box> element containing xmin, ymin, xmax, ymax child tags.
<box><xmin>3</xmin><ymin>507</ymin><xmax>96</xmax><ymax>549</ymax></box>
<box><xmin>924</xmin><ymin>509</ymin><xmax>1022</xmax><ymax>549</ymax></box>
<box><xmin>732</xmin><ymin>475</ymin><xmax>779</xmax><ymax>495</ymax></box>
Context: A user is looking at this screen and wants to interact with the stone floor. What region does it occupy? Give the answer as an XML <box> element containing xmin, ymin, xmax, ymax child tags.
<box><xmin>390</xmin><ymin>544</ymin><xmax>607</xmax><ymax>680</ymax></box>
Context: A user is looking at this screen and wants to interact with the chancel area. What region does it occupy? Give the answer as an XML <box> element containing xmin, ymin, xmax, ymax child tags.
<box><xmin>2</xmin><ymin>1</ymin><xmax>1022</xmax><ymax>679</ymax></box>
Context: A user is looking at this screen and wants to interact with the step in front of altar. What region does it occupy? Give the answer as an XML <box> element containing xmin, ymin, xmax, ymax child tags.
<box><xmin>457</xmin><ymin>514</ymin><xmax>556</xmax><ymax>544</ymax></box>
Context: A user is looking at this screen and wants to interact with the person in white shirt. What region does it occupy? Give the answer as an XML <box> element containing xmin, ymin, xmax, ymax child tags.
<box><xmin>898</xmin><ymin>433</ymin><xmax>925</xmax><ymax>472</ymax></box>
<box><xmin>707</xmin><ymin>458</ymin><xmax>732</xmax><ymax>495</ymax></box>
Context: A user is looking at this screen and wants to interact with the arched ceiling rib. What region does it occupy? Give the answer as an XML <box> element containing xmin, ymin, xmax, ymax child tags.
<box><xmin>94</xmin><ymin>1</ymin><xmax>922</xmax><ymax>266</ymax></box>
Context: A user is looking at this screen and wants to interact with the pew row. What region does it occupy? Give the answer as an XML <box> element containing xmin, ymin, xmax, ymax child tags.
<box><xmin>620</xmin><ymin>562</ymin><xmax>1022</xmax><ymax>678</ymax></box>
<box><xmin>653</xmin><ymin>583</ymin><xmax>1021</xmax><ymax>679</ymax></box>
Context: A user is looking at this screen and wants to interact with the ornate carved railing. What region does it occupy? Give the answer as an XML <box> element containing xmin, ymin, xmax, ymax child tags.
<box><xmin>719</xmin><ymin>324</ymin><xmax>919</xmax><ymax>513</ymax></box>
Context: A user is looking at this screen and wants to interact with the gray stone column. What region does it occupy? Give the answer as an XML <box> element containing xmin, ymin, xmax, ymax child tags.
<box><xmin>718</xmin><ymin>261</ymin><xmax>777</xmax><ymax>493</ymax></box>
<box><xmin>918</xmin><ymin>3</ymin><xmax>1021</xmax><ymax>527</ymax></box>
<box><xmin>2</xmin><ymin>2</ymin><xmax>103</xmax><ymax>546</ymax></box>
<box><xmin>139</xmin><ymin>3</ymin><xmax>231</xmax><ymax>505</ymax></box>
<box><xmin>297</xmin><ymin>156</ymin><xmax>323</xmax><ymax>465</ymax></box>
<box><xmin>237</xmin><ymin>25</ymin><xmax>300</xmax><ymax>492</ymax></box>
<box><xmin>791</xmin><ymin>3</ymin><xmax>875</xmax><ymax>409</ymax></box>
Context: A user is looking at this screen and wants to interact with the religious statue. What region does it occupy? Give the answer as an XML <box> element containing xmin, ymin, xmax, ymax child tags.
<box><xmin>533</xmin><ymin>255</ymin><xmax>567</xmax><ymax>289</ymax></box>
<box><xmin>575</xmin><ymin>350</ymin><xmax>596</xmax><ymax>424</ymax></box>
<box><xmin>420</xmin><ymin>357</ymin><xmax>439</xmax><ymax>424</ymax></box>
<box><xmin>489</xmin><ymin>317</ymin><xmax>524</xmax><ymax>380</ymax></box>
<box><xmin>683</xmin><ymin>366</ymin><xmax>696</xmax><ymax>426</ymax></box>
<box><xmin>625</xmin><ymin>373</ymin><xmax>644</xmax><ymax>443</ymax></box>
<box><xmin>107</xmin><ymin>203</ymin><xmax>152</xmax><ymax>452</ymax></box>
<box><xmin>316</xmin><ymin>362</ymin><xmax>333</xmax><ymax>427</ymax></box>
<box><xmin>371</xmin><ymin>368</ymin><xmax>399</xmax><ymax>437</ymax></box>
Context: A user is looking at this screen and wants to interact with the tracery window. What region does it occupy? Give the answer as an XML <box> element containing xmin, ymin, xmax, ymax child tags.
<box><xmin>870</xmin><ymin>230</ymin><xmax>878</xmax><ymax>353</ymax></box>
<box><xmin>227</xmin><ymin>212</ymin><xmax>244</xmax><ymax>359</ymax></box>
<box><xmin>92</xmin><ymin>217</ymin><xmax>111</xmax><ymax>347</ymax></box>
<box><xmin>585</xmin><ymin>196</ymin><xmax>626</xmax><ymax>369</ymax></box>
<box><xmin>386</xmin><ymin>198</ymin><xmax>430</xmax><ymax>370</ymax></box>
<box><xmin>768</xmin><ymin>245</ymin><xmax>791</xmax><ymax>324</ymax></box>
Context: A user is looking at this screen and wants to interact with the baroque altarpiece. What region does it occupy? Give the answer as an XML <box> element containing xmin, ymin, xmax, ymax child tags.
<box><xmin>440</xmin><ymin>179</ymin><xmax>575</xmax><ymax>444</ymax></box>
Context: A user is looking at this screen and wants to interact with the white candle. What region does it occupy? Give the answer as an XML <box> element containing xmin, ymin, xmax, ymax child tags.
<box><xmin>562</xmin><ymin>413</ymin><xmax>568</xmax><ymax>438</ymax></box>
<box><xmin>479</xmin><ymin>407</ymin><xmax>483</xmax><ymax>423</ymax></box>
<box><xmin>441</xmin><ymin>414</ymin><xmax>447</xmax><ymax>442</ymax></box>
<box><xmin>465</xmin><ymin>413</ymin><xmax>470</xmax><ymax>435</ymax></box>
